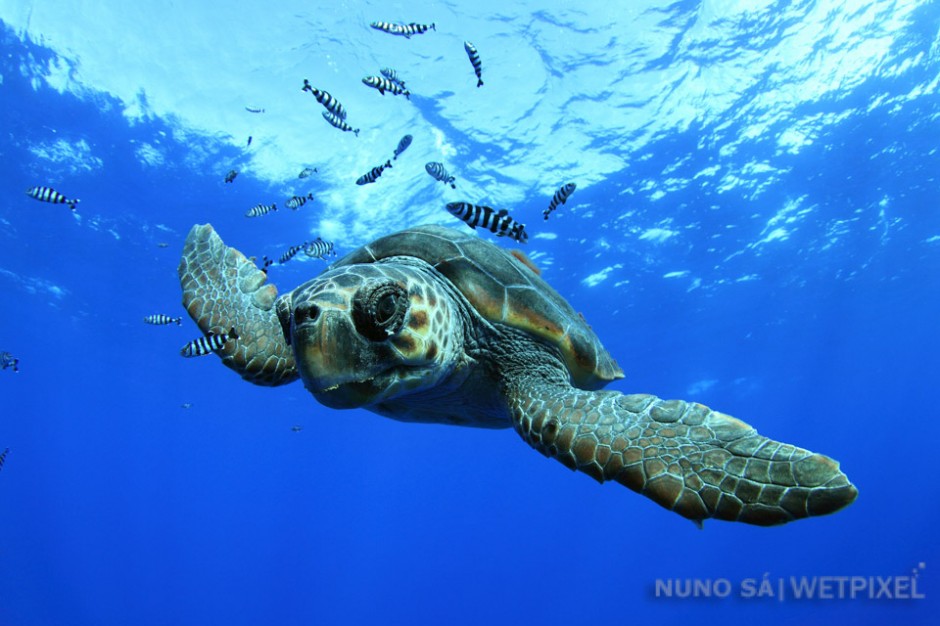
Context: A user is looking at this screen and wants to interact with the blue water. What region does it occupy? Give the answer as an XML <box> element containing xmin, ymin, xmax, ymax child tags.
<box><xmin>1</xmin><ymin>2</ymin><xmax>938</xmax><ymax>624</ymax></box>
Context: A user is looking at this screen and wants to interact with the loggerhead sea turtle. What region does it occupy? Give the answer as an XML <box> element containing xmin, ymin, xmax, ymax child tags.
<box><xmin>179</xmin><ymin>223</ymin><xmax>857</xmax><ymax>526</ymax></box>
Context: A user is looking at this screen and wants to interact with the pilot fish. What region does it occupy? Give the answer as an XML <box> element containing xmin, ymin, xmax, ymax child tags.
<box><xmin>393</xmin><ymin>134</ymin><xmax>412</xmax><ymax>160</ymax></box>
<box><xmin>463</xmin><ymin>41</ymin><xmax>483</xmax><ymax>87</ymax></box>
<box><xmin>362</xmin><ymin>76</ymin><xmax>410</xmax><ymax>99</ymax></box>
<box><xmin>322</xmin><ymin>111</ymin><xmax>360</xmax><ymax>136</ymax></box>
<box><xmin>224</xmin><ymin>170</ymin><xmax>238</xmax><ymax>183</ymax></box>
<box><xmin>302</xmin><ymin>79</ymin><xmax>347</xmax><ymax>120</ymax></box>
<box><xmin>446</xmin><ymin>202</ymin><xmax>528</xmax><ymax>243</ymax></box>
<box><xmin>425</xmin><ymin>162</ymin><xmax>456</xmax><ymax>188</ymax></box>
<box><xmin>285</xmin><ymin>193</ymin><xmax>314</xmax><ymax>210</ymax></box>
<box><xmin>380</xmin><ymin>68</ymin><xmax>407</xmax><ymax>89</ymax></box>
<box><xmin>245</xmin><ymin>106</ymin><xmax>265</xmax><ymax>113</ymax></box>
<box><xmin>245</xmin><ymin>203</ymin><xmax>277</xmax><ymax>217</ymax></box>
<box><xmin>370</xmin><ymin>21</ymin><xmax>435</xmax><ymax>38</ymax></box>
<box><xmin>0</xmin><ymin>447</ymin><xmax>8</xmax><ymax>471</ymax></box>
<box><xmin>356</xmin><ymin>160</ymin><xmax>392</xmax><ymax>185</ymax></box>
<box><xmin>180</xmin><ymin>327</ymin><xmax>239</xmax><ymax>358</ymax></box>
<box><xmin>279</xmin><ymin>242</ymin><xmax>308</xmax><ymax>264</ymax></box>
<box><xmin>298</xmin><ymin>167</ymin><xmax>318</xmax><ymax>178</ymax></box>
<box><xmin>543</xmin><ymin>182</ymin><xmax>577</xmax><ymax>220</ymax></box>
<box><xmin>26</xmin><ymin>186</ymin><xmax>80</xmax><ymax>210</ymax></box>
<box><xmin>399</xmin><ymin>22</ymin><xmax>435</xmax><ymax>38</ymax></box>
<box><xmin>370</xmin><ymin>21</ymin><xmax>404</xmax><ymax>36</ymax></box>
<box><xmin>305</xmin><ymin>237</ymin><xmax>336</xmax><ymax>260</ymax></box>
<box><xmin>144</xmin><ymin>314</ymin><xmax>182</xmax><ymax>326</ymax></box>
<box><xmin>0</xmin><ymin>351</ymin><xmax>18</xmax><ymax>373</ymax></box>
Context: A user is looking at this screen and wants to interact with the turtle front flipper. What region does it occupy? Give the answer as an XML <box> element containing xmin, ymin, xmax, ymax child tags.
<box><xmin>505</xmin><ymin>366</ymin><xmax>857</xmax><ymax>526</ymax></box>
<box><xmin>179</xmin><ymin>224</ymin><xmax>298</xmax><ymax>386</ymax></box>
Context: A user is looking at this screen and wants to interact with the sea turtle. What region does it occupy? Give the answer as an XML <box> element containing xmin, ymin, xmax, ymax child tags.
<box><xmin>179</xmin><ymin>223</ymin><xmax>857</xmax><ymax>526</ymax></box>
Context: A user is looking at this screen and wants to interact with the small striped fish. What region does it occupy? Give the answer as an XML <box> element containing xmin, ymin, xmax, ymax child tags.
<box><xmin>356</xmin><ymin>160</ymin><xmax>392</xmax><ymax>185</ymax></box>
<box><xmin>245</xmin><ymin>106</ymin><xmax>265</xmax><ymax>113</ymax></box>
<box><xmin>464</xmin><ymin>42</ymin><xmax>483</xmax><ymax>87</ymax></box>
<box><xmin>380</xmin><ymin>68</ymin><xmax>407</xmax><ymax>89</ymax></box>
<box><xmin>245</xmin><ymin>203</ymin><xmax>277</xmax><ymax>217</ymax></box>
<box><xmin>286</xmin><ymin>193</ymin><xmax>314</xmax><ymax>210</ymax></box>
<box><xmin>322</xmin><ymin>111</ymin><xmax>360</xmax><ymax>136</ymax></box>
<box><xmin>180</xmin><ymin>327</ymin><xmax>239</xmax><ymax>358</ymax></box>
<box><xmin>298</xmin><ymin>167</ymin><xmax>318</xmax><ymax>178</ymax></box>
<box><xmin>393</xmin><ymin>134</ymin><xmax>413</xmax><ymax>160</ymax></box>
<box><xmin>144</xmin><ymin>314</ymin><xmax>182</xmax><ymax>326</ymax></box>
<box><xmin>399</xmin><ymin>22</ymin><xmax>435</xmax><ymax>38</ymax></box>
<box><xmin>370</xmin><ymin>21</ymin><xmax>435</xmax><ymax>38</ymax></box>
<box><xmin>305</xmin><ymin>237</ymin><xmax>336</xmax><ymax>260</ymax></box>
<box><xmin>370</xmin><ymin>21</ymin><xmax>404</xmax><ymax>36</ymax></box>
<box><xmin>225</xmin><ymin>170</ymin><xmax>238</xmax><ymax>183</ymax></box>
<box><xmin>543</xmin><ymin>183</ymin><xmax>577</xmax><ymax>220</ymax></box>
<box><xmin>362</xmin><ymin>76</ymin><xmax>410</xmax><ymax>99</ymax></box>
<box><xmin>279</xmin><ymin>242</ymin><xmax>308</xmax><ymax>264</ymax></box>
<box><xmin>302</xmin><ymin>80</ymin><xmax>347</xmax><ymax>120</ymax></box>
<box><xmin>0</xmin><ymin>351</ymin><xmax>18</xmax><ymax>373</ymax></box>
<box><xmin>425</xmin><ymin>162</ymin><xmax>456</xmax><ymax>188</ymax></box>
<box><xmin>26</xmin><ymin>186</ymin><xmax>80</xmax><ymax>210</ymax></box>
<box><xmin>0</xmin><ymin>447</ymin><xmax>8</xmax><ymax>471</ymax></box>
<box><xmin>446</xmin><ymin>202</ymin><xmax>528</xmax><ymax>243</ymax></box>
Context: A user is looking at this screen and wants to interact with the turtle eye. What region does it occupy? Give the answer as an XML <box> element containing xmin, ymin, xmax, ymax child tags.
<box><xmin>353</xmin><ymin>281</ymin><xmax>408</xmax><ymax>341</ymax></box>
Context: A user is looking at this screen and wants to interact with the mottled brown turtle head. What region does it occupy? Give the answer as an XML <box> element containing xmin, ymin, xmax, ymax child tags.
<box><xmin>287</xmin><ymin>260</ymin><xmax>465</xmax><ymax>409</ymax></box>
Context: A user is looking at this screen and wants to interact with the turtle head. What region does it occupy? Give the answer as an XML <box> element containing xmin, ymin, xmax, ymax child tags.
<box><xmin>285</xmin><ymin>262</ymin><xmax>465</xmax><ymax>409</ymax></box>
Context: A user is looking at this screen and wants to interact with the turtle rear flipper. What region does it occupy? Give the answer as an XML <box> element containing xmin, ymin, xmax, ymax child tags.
<box><xmin>179</xmin><ymin>224</ymin><xmax>298</xmax><ymax>386</ymax></box>
<box><xmin>506</xmin><ymin>364</ymin><xmax>857</xmax><ymax>526</ymax></box>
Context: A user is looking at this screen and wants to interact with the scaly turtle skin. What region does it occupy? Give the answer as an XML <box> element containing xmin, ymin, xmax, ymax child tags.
<box><xmin>179</xmin><ymin>223</ymin><xmax>857</xmax><ymax>526</ymax></box>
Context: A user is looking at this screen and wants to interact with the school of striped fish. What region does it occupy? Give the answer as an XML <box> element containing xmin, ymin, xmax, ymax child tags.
<box><xmin>16</xmin><ymin>16</ymin><xmax>580</xmax><ymax>368</ymax></box>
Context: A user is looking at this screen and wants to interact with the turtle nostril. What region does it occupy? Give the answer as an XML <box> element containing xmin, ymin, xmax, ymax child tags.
<box><xmin>294</xmin><ymin>303</ymin><xmax>320</xmax><ymax>326</ymax></box>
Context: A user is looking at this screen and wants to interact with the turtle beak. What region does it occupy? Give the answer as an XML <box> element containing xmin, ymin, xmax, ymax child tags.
<box><xmin>291</xmin><ymin>304</ymin><xmax>383</xmax><ymax>408</ymax></box>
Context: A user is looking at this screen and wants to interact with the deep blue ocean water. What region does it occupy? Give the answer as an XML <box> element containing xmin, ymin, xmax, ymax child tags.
<box><xmin>1</xmin><ymin>2</ymin><xmax>938</xmax><ymax>625</ymax></box>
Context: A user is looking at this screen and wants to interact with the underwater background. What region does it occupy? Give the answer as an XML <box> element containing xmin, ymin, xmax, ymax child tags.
<box><xmin>1</xmin><ymin>1</ymin><xmax>938</xmax><ymax>624</ymax></box>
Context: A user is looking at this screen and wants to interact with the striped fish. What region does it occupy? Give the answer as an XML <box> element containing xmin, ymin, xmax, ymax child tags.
<box><xmin>356</xmin><ymin>160</ymin><xmax>392</xmax><ymax>185</ymax></box>
<box><xmin>464</xmin><ymin>41</ymin><xmax>483</xmax><ymax>87</ymax></box>
<box><xmin>0</xmin><ymin>447</ymin><xmax>8</xmax><ymax>471</ymax></box>
<box><xmin>399</xmin><ymin>22</ymin><xmax>435</xmax><ymax>38</ymax></box>
<box><xmin>245</xmin><ymin>106</ymin><xmax>265</xmax><ymax>113</ymax></box>
<box><xmin>180</xmin><ymin>327</ymin><xmax>239</xmax><ymax>358</ymax></box>
<box><xmin>144</xmin><ymin>314</ymin><xmax>182</xmax><ymax>326</ymax></box>
<box><xmin>322</xmin><ymin>111</ymin><xmax>360</xmax><ymax>136</ymax></box>
<box><xmin>305</xmin><ymin>237</ymin><xmax>336</xmax><ymax>260</ymax></box>
<box><xmin>225</xmin><ymin>170</ymin><xmax>238</xmax><ymax>183</ymax></box>
<box><xmin>446</xmin><ymin>202</ymin><xmax>528</xmax><ymax>243</ymax></box>
<box><xmin>425</xmin><ymin>162</ymin><xmax>456</xmax><ymax>188</ymax></box>
<box><xmin>362</xmin><ymin>76</ymin><xmax>410</xmax><ymax>99</ymax></box>
<box><xmin>393</xmin><ymin>134</ymin><xmax>413</xmax><ymax>160</ymax></box>
<box><xmin>0</xmin><ymin>351</ymin><xmax>18</xmax><ymax>373</ymax></box>
<box><xmin>302</xmin><ymin>79</ymin><xmax>347</xmax><ymax>120</ymax></box>
<box><xmin>380</xmin><ymin>68</ymin><xmax>407</xmax><ymax>89</ymax></box>
<box><xmin>298</xmin><ymin>167</ymin><xmax>318</xmax><ymax>178</ymax></box>
<box><xmin>543</xmin><ymin>183</ymin><xmax>577</xmax><ymax>220</ymax></box>
<box><xmin>245</xmin><ymin>203</ymin><xmax>277</xmax><ymax>217</ymax></box>
<box><xmin>370</xmin><ymin>21</ymin><xmax>404</xmax><ymax>36</ymax></box>
<box><xmin>26</xmin><ymin>186</ymin><xmax>80</xmax><ymax>210</ymax></box>
<box><xmin>279</xmin><ymin>242</ymin><xmax>308</xmax><ymax>264</ymax></box>
<box><xmin>286</xmin><ymin>193</ymin><xmax>314</xmax><ymax>210</ymax></box>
